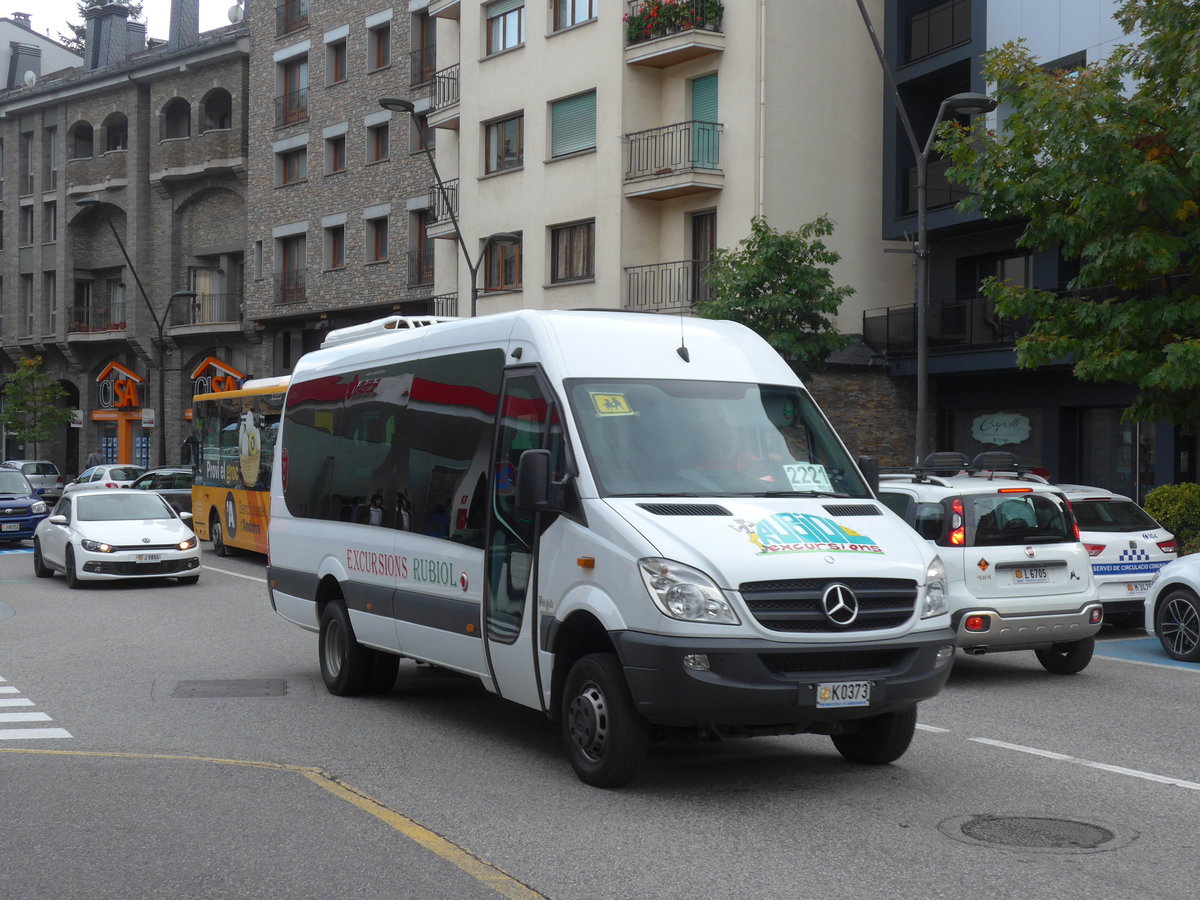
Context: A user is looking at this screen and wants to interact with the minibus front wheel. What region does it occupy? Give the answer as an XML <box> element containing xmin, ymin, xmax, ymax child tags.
<box><xmin>319</xmin><ymin>601</ymin><xmax>398</xmax><ymax>696</ymax></box>
<box><xmin>562</xmin><ymin>653</ymin><xmax>647</xmax><ymax>788</ymax></box>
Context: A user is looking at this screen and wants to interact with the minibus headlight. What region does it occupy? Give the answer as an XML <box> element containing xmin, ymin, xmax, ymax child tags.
<box><xmin>922</xmin><ymin>555</ymin><xmax>949</xmax><ymax>618</ymax></box>
<box><xmin>638</xmin><ymin>558</ymin><xmax>740</xmax><ymax>625</ymax></box>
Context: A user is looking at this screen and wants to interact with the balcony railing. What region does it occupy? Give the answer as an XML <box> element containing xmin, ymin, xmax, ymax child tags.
<box><xmin>625</xmin><ymin>259</ymin><xmax>711</xmax><ymax>313</ymax></box>
<box><xmin>624</xmin><ymin>0</ymin><xmax>724</xmax><ymax>47</ymax></box>
<box><xmin>168</xmin><ymin>292</ymin><xmax>242</xmax><ymax>326</ymax></box>
<box><xmin>408</xmin><ymin>247</ymin><xmax>435</xmax><ymax>286</ymax></box>
<box><xmin>275</xmin><ymin>88</ymin><xmax>309</xmax><ymax>127</ymax></box>
<box><xmin>431</xmin><ymin>293</ymin><xmax>458</xmax><ymax>316</ymax></box>
<box><xmin>431</xmin><ymin>64</ymin><xmax>460</xmax><ymax>111</ymax></box>
<box><xmin>410</xmin><ymin>44</ymin><xmax>437</xmax><ymax>86</ymax></box>
<box><xmin>275</xmin><ymin>0</ymin><xmax>309</xmax><ymax>37</ymax></box>
<box><xmin>67</xmin><ymin>303</ymin><xmax>127</xmax><ymax>333</ymax></box>
<box><xmin>274</xmin><ymin>270</ymin><xmax>307</xmax><ymax>305</ymax></box>
<box><xmin>862</xmin><ymin>296</ymin><xmax>1029</xmax><ymax>356</ymax></box>
<box><xmin>904</xmin><ymin>157</ymin><xmax>971</xmax><ymax>215</ymax></box>
<box><xmin>625</xmin><ymin>120</ymin><xmax>722</xmax><ymax>181</ymax></box>
<box><xmin>430</xmin><ymin>179</ymin><xmax>458</xmax><ymax>225</ymax></box>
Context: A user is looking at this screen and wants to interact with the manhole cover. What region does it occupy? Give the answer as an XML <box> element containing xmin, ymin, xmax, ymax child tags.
<box><xmin>172</xmin><ymin>679</ymin><xmax>287</xmax><ymax>698</ymax></box>
<box><xmin>940</xmin><ymin>815</ymin><xmax>1137</xmax><ymax>854</ymax></box>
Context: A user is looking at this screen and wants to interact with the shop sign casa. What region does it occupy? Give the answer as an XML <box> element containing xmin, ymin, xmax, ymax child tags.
<box><xmin>191</xmin><ymin>356</ymin><xmax>247</xmax><ymax>396</ymax></box>
<box><xmin>96</xmin><ymin>361</ymin><xmax>143</xmax><ymax>410</ymax></box>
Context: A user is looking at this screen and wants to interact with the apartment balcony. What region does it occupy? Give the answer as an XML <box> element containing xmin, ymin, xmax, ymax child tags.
<box><xmin>903</xmin><ymin>157</ymin><xmax>970</xmax><ymax>215</ymax></box>
<box><xmin>862</xmin><ymin>296</ymin><xmax>1028</xmax><ymax>356</ymax></box>
<box><xmin>430</xmin><ymin>292</ymin><xmax>458</xmax><ymax>317</ymax></box>
<box><xmin>624</xmin><ymin>259</ymin><xmax>711</xmax><ymax>313</ymax></box>
<box><xmin>167</xmin><ymin>292</ymin><xmax>243</xmax><ymax>335</ymax></box>
<box><xmin>624</xmin><ymin>0</ymin><xmax>725</xmax><ymax>68</ymax></box>
<box><xmin>410</xmin><ymin>44</ymin><xmax>437</xmax><ymax>87</ymax></box>
<box><xmin>274</xmin><ymin>270</ymin><xmax>306</xmax><ymax>305</ymax></box>
<box><xmin>624</xmin><ymin>121</ymin><xmax>723</xmax><ymax>199</ymax></box>
<box><xmin>427</xmin><ymin>65</ymin><xmax>460</xmax><ymax>130</ymax></box>
<box><xmin>408</xmin><ymin>247</ymin><xmax>435</xmax><ymax>287</ymax></box>
<box><xmin>64</xmin><ymin>150</ymin><xmax>128</xmax><ymax>195</ymax></box>
<box><xmin>66</xmin><ymin>303</ymin><xmax>128</xmax><ymax>338</ymax></box>
<box><xmin>275</xmin><ymin>89</ymin><xmax>309</xmax><ymax>128</ymax></box>
<box><xmin>150</xmin><ymin>130</ymin><xmax>247</xmax><ymax>186</ymax></box>
<box><xmin>427</xmin><ymin>179</ymin><xmax>458</xmax><ymax>240</ymax></box>
<box><xmin>428</xmin><ymin>0</ymin><xmax>460</xmax><ymax>19</ymax></box>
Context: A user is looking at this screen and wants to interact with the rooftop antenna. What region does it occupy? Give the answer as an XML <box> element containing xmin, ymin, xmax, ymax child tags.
<box><xmin>676</xmin><ymin>308</ymin><xmax>690</xmax><ymax>362</ymax></box>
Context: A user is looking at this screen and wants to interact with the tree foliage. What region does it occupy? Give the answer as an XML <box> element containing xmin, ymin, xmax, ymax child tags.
<box><xmin>58</xmin><ymin>0</ymin><xmax>145</xmax><ymax>54</ymax></box>
<box><xmin>1</xmin><ymin>357</ymin><xmax>76</xmax><ymax>457</ymax></box>
<box><xmin>939</xmin><ymin>0</ymin><xmax>1200</xmax><ymax>426</ymax></box>
<box><xmin>695</xmin><ymin>215</ymin><xmax>853</xmax><ymax>372</ymax></box>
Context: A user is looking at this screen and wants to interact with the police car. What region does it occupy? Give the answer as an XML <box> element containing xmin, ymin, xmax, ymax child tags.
<box><xmin>879</xmin><ymin>452</ymin><xmax>1102</xmax><ymax>674</ymax></box>
<box><xmin>1060</xmin><ymin>485</ymin><xmax>1176</xmax><ymax>627</ymax></box>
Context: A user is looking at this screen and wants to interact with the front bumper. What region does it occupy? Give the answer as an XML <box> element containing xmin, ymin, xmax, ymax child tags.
<box><xmin>0</xmin><ymin>517</ymin><xmax>47</xmax><ymax>541</ymax></box>
<box><xmin>952</xmin><ymin>602</ymin><xmax>1102</xmax><ymax>652</ymax></box>
<box><xmin>79</xmin><ymin>552</ymin><xmax>201</xmax><ymax>579</ymax></box>
<box><xmin>611</xmin><ymin>627</ymin><xmax>957</xmax><ymax>730</ymax></box>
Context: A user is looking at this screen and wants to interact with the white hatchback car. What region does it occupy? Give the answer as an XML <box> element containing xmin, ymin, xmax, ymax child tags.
<box><xmin>1144</xmin><ymin>555</ymin><xmax>1200</xmax><ymax>662</ymax></box>
<box><xmin>1061</xmin><ymin>486</ymin><xmax>1177</xmax><ymax>627</ymax></box>
<box><xmin>33</xmin><ymin>489</ymin><xmax>200</xmax><ymax>587</ymax></box>
<box><xmin>63</xmin><ymin>464</ymin><xmax>147</xmax><ymax>496</ymax></box>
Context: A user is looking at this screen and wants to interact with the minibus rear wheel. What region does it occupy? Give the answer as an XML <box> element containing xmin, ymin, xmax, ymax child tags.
<box><xmin>831</xmin><ymin>704</ymin><xmax>917</xmax><ymax>765</ymax></box>
<box><xmin>319</xmin><ymin>601</ymin><xmax>371</xmax><ymax>695</ymax></box>
<box><xmin>562</xmin><ymin>653</ymin><xmax>647</xmax><ymax>788</ymax></box>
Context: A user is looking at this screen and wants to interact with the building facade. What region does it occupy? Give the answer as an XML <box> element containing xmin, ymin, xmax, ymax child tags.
<box><xmin>0</xmin><ymin>3</ymin><xmax>252</xmax><ymax>473</ymax></box>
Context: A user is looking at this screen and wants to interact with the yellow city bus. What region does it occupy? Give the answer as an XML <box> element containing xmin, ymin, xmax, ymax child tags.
<box><xmin>190</xmin><ymin>376</ymin><xmax>288</xmax><ymax>556</ymax></box>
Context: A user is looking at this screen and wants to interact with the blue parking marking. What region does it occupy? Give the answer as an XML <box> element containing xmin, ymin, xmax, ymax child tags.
<box><xmin>1095</xmin><ymin>636</ymin><xmax>1200</xmax><ymax>670</ymax></box>
<box><xmin>0</xmin><ymin>546</ymin><xmax>32</xmax><ymax>554</ymax></box>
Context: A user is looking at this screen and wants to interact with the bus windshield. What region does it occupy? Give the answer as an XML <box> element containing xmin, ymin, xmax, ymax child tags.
<box><xmin>565</xmin><ymin>379</ymin><xmax>870</xmax><ymax>498</ymax></box>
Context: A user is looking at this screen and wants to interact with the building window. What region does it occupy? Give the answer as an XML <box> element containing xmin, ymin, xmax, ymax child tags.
<box><xmin>278</xmin><ymin>147</ymin><xmax>307</xmax><ymax>185</ymax></box>
<box><xmin>327</xmin><ymin>37</ymin><xmax>347</xmax><ymax>84</ymax></box>
<box><xmin>43</xmin><ymin>273</ymin><xmax>57</xmax><ymax>334</ymax></box>
<box><xmin>485</xmin><ymin>113</ymin><xmax>523</xmax><ymax>174</ymax></box>
<box><xmin>553</xmin><ymin>0</ymin><xmax>596</xmax><ymax>31</ymax></box>
<box><xmin>366</xmin><ymin>215</ymin><xmax>389</xmax><ymax>263</ymax></box>
<box><xmin>43</xmin><ymin>202</ymin><xmax>56</xmax><ymax>243</ymax></box>
<box><xmin>163</xmin><ymin>98</ymin><xmax>191</xmax><ymax>139</ymax></box>
<box><xmin>44</xmin><ymin>129</ymin><xmax>57</xmax><ymax>190</ymax></box>
<box><xmin>201</xmin><ymin>89</ymin><xmax>233</xmax><ymax>131</ymax></box>
<box><xmin>70</xmin><ymin>122</ymin><xmax>93</xmax><ymax>159</ymax></box>
<box><xmin>277</xmin><ymin>234</ymin><xmax>307</xmax><ymax>303</ymax></box>
<box><xmin>550</xmin><ymin>90</ymin><xmax>596</xmax><ymax>158</ymax></box>
<box><xmin>325</xmin><ymin>224</ymin><xmax>346</xmax><ymax>269</ymax></box>
<box><xmin>20</xmin><ymin>207</ymin><xmax>34</xmax><ymax>246</ymax></box>
<box><xmin>411</xmin><ymin>11</ymin><xmax>436</xmax><ymax>85</ymax></box>
<box><xmin>486</xmin><ymin>0</ymin><xmax>524</xmax><ymax>55</ymax></box>
<box><xmin>906</xmin><ymin>0</ymin><xmax>970</xmax><ymax>63</ymax></box>
<box><xmin>484</xmin><ymin>236</ymin><xmax>521</xmax><ymax>292</ymax></box>
<box><xmin>21</xmin><ymin>133</ymin><xmax>34</xmax><ymax>195</ymax></box>
<box><xmin>20</xmin><ymin>275</ymin><xmax>34</xmax><ymax>336</ymax></box>
<box><xmin>0</xmin><ymin>139</ymin><xmax>4</xmax><ymax>190</ymax></box>
<box><xmin>367</xmin><ymin>122</ymin><xmax>389</xmax><ymax>162</ymax></box>
<box><xmin>103</xmin><ymin>113</ymin><xmax>128</xmax><ymax>151</ymax></box>
<box><xmin>550</xmin><ymin>221</ymin><xmax>594</xmax><ymax>283</ymax></box>
<box><xmin>325</xmin><ymin>134</ymin><xmax>347</xmax><ymax>174</ymax></box>
<box><xmin>279</xmin><ymin>57</ymin><xmax>309</xmax><ymax>125</ymax></box>
<box><xmin>276</xmin><ymin>0</ymin><xmax>309</xmax><ymax>37</ymax></box>
<box><xmin>369</xmin><ymin>22</ymin><xmax>391</xmax><ymax>71</ymax></box>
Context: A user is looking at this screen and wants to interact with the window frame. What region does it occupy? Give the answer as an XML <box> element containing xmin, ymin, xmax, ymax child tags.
<box><xmin>367</xmin><ymin>122</ymin><xmax>390</xmax><ymax>163</ymax></box>
<box><xmin>549</xmin><ymin>220</ymin><xmax>595</xmax><ymax>284</ymax></box>
<box><xmin>325</xmin><ymin>134</ymin><xmax>347</xmax><ymax>174</ymax></box>
<box><xmin>326</xmin><ymin>37</ymin><xmax>348</xmax><ymax>85</ymax></box>
<box><xmin>484</xmin><ymin>237</ymin><xmax>522</xmax><ymax>292</ymax></box>
<box><xmin>486</xmin><ymin>0</ymin><xmax>525</xmax><ymax>56</ymax></box>
<box><xmin>366</xmin><ymin>215</ymin><xmax>389</xmax><ymax>263</ymax></box>
<box><xmin>549</xmin><ymin>90</ymin><xmax>596</xmax><ymax>159</ymax></box>
<box><xmin>552</xmin><ymin>0</ymin><xmax>597</xmax><ymax>32</ymax></box>
<box><xmin>324</xmin><ymin>224</ymin><xmax>346</xmax><ymax>270</ymax></box>
<box><xmin>279</xmin><ymin>146</ymin><xmax>308</xmax><ymax>185</ymax></box>
<box><xmin>484</xmin><ymin>113</ymin><xmax>524</xmax><ymax>174</ymax></box>
<box><xmin>368</xmin><ymin>21</ymin><xmax>392</xmax><ymax>71</ymax></box>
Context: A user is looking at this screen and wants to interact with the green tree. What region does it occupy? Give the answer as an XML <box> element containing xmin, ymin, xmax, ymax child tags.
<box><xmin>1</xmin><ymin>357</ymin><xmax>76</xmax><ymax>458</ymax></box>
<box><xmin>59</xmin><ymin>0</ymin><xmax>145</xmax><ymax>54</ymax></box>
<box><xmin>939</xmin><ymin>0</ymin><xmax>1200</xmax><ymax>426</ymax></box>
<box><xmin>695</xmin><ymin>215</ymin><xmax>853</xmax><ymax>372</ymax></box>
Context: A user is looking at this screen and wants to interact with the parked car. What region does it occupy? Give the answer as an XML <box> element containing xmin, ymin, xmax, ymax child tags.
<box><xmin>32</xmin><ymin>489</ymin><xmax>200</xmax><ymax>587</ymax></box>
<box><xmin>128</xmin><ymin>466</ymin><xmax>193</xmax><ymax>514</ymax></box>
<box><xmin>2</xmin><ymin>459</ymin><xmax>64</xmax><ymax>500</ymax></box>
<box><xmin>62</xmin><ymin>464</ymin><xmax>147</xmax><ymax>496</ymax></box>
<box><xmin>879</xmin><ymin>451</ymin><xmax>1102</xmax><ymax>674</ymax></box>
<box><xmin>0</xmin><ymin>468</ymin><xmax>51</xmax><ymax>543</ymax></box>
<box><xmin>1144</xmin><ymin>554</ymin><xmax>1200</xmax><ymax>662</ymax></box>
<box><xmin>1061</xmin><ymin>485</ymin><xmax>1177</xmax><ymax>627</ymax></box>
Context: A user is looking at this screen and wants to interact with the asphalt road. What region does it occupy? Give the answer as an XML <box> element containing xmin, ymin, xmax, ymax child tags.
<box><xmin>1</xmin><ymin>544</ymin><xmax>1197</xmax><ymax>899</ymax></box>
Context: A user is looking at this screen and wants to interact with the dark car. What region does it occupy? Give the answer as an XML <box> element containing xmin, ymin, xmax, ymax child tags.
<box><xmin>128</xmin><ymin>466</ymin><xmax>193</xmax><ymax>514</ymax></box>
<box><xmin>0</xmin><ymin>468</ymin><xmax>52</xmax><ymax>543</ymax></box>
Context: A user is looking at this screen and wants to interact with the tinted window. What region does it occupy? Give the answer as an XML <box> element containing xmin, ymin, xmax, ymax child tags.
<box><xmin>1072</xmin><ymin>499</ymin><xmax>1160</xmax><ymax>532</ymax></box>
<box><xmin>879</xmin><ymin>492</ymin><xmax>911</xmax><ymax>517</ymax></box>
<box><xmin>77</xmin><ymin>492</ymin><xmax>172</xmax><ymax>521</ymax></box>
<box><xmin>968</xmin><ymin>493</ymin><xmax>1073</xmax><ymax>546</ymax></box>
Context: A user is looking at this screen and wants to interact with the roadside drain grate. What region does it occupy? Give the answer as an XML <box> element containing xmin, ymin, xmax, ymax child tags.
<box><xmin>940</xmin><ymin>815</ymin><xmax>1137</xmax><ymax>854</ymax></box>
<box><xmin>172</xmin><ymin>679</ymin><xmax>288</xmax><ymax>698</ymax></box>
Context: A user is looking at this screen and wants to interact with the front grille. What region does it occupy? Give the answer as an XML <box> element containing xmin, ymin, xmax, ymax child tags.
<box><xmin>110</xmin><ymin>542</ymin><xmax>184</xmax><ymax>552</ymax></box>
<box><xmin>637</xmin><ymin>503</ymin><xmax>731</xmax><ymax>516</ymax></box>
<box><xmin>89</xmin><ymin>558</ymin><xmax>196</xmax><ymax>575</ymax></box>
<box><xmin>740</xmin><ymin>577</ymin><xmax>918</xmax><ymax>632</ymax></box>
<box><xmin>760</xmin><ymin>649</ymin><xmax>912</xmax><ymax>675</ymax></box>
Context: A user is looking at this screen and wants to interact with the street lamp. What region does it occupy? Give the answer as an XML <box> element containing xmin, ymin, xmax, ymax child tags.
<box><xmin>378</xmin><ymin>97</ymin><xmax>519</xmax><ymax>317</ymax></box>
<box><xmin>75</xmin><ymin>197</ymin><xmax>195</xmax><ymax>466</ymax></box>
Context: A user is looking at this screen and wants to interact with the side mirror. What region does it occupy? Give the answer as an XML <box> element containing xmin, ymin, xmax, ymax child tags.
<box><xmin>515</xmin><ymin>449</ymin><xmax>551</xmax><ymax>511</ymax></box>
<box><xmin>35</xmin><ymin>487</ymin><xmax>45</xmax><ymax>496</ymax></box>
<box><xmin>48</xmin><ymin>514</ymin><xmax>68</xmax><ymax>526</ymax></box>
<box><xmin>858</xmin><ymin>455</ymin><xmax>880</xmax><ymax>496</ymax></box>
<box><xmin>179</xmin><ymin>511</ymin><xmax>194</xmax><ymax>520</ymax></box>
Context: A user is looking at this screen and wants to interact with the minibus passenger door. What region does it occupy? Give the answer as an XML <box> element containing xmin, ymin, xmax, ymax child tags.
<box><xmin>484</xmin><ymin>369</ymin><xmax>554</xmax><ymax>711</ymax></box>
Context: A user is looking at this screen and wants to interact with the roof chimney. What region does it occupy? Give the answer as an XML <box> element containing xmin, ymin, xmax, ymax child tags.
<box><xmin>126</xmin><ymin>20</ymin><xmax>147</xmax><ymax>53</ymax></box>
<box><xmin>169</xmin><ymin>0</ymin><xmax>200</xmax><ymax>50</ymax></box>
<box><xmin>83</xmin><ymin>3</ymin><xmax>131</xmax><ymax>72</ymax></box>
<box><xmin>11</xmin><ymin>12</ymin><xmax>32</xmax><ymax>29</ymax></box>
<box><xmin>7</xmin><ymin>41</ymin><xmax>41</xmax><ymax>89</ymax></box>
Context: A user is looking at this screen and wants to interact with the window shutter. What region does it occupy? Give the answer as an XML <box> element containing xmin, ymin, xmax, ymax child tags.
<box><xmin>551</xmin><ymin>91</ymin><xmax>596</xmax><ymax>158</ymax></box>
<box><xmin>487</xmin><ymin>0</ymin><xmax>524</xmax><ymax>16</ymax></box>
<box><xmin>691</xmin><ymin>73</ymin><xmax>718</xmax><ymax>123</ymax></box>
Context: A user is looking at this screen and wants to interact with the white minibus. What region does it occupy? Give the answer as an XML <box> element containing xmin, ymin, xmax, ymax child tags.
<box><xmin>267</xmin><ymin>310</ymin><xmax>957</xmax><ymax>786</ymax></box>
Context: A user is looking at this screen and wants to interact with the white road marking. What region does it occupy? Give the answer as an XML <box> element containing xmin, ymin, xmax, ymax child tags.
<box><xmin>0</xmin><ymin>698</ymin><xmax>34</xmax><ymax>707</ymax></box>
<box><xmin>201</xmin><ymin>564</ymin><xmax>267</xmax><ymax>584</ymax></box>
<box><xmin>970</xmin><ymin>737</ymin><xmax>1200</xmax><ymax>790</ymax></box>
<box><xmin>916</xmin><ymin>724</ymin><xmax>950</xmax><ymax>733</ymax></box>
<box><xmin>0</xmin><ymin>712</ymin><xmax>52</xmax><ymax>723</ymax></box>
<box><xmin>0</xmin><ymin>686</ymin><xmax>19</xmax><ymax>693</ymax></box>
<box><xmin>0</xmin><ymin>678</ymin><xmax>72</xmax><ymax>739</ymax></box>
<box><xmin>0</xmin><ymin>728</ymin><xmax>73</xmax><ymax>740</ymax></box>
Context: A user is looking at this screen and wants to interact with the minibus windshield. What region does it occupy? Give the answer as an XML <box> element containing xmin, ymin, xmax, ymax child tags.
<box><xmin>566</xmin><ymin>379</ymin><xmax>871</xmax><ymax>498</ymax></box>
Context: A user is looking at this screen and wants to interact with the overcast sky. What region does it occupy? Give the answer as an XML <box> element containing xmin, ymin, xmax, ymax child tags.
<box><xmin>6</xmin><ymin>1</ymin><xmax>235</xmax><ymax>47</ymax></box>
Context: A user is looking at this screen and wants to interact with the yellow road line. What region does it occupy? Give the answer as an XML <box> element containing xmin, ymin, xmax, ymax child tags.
<box><xmin>0</xmin><ymin>747</ymin><xmax>545</xmax><ymax>899</ymax></box>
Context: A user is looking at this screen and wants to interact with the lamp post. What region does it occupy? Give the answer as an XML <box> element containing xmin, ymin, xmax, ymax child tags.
<box><xmin>853</xmin><ymin>2</ymin><xmax>996</xmax><ymax>463</ymax></box>
<box><xmin>378</xmin><ymin>97</ymin><xmax>520</xmax><ymax>317</ymax></box>
<box><xmin>74</xmin><ymin>198</ymin><xmax>195</xmax><ymax>466</ymax></box>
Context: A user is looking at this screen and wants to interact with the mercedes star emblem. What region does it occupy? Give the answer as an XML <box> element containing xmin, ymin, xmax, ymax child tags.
<box><xmin>821</xmin><ymin>583</ymin><xmax>859</xmax><ymax>626</ymax></box>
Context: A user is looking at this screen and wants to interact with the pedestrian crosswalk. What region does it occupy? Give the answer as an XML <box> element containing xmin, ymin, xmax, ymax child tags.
<box><xmin>0</xmin><ymin>676</ymin><xmax>72</xmax><ymax>740</ymax></box>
